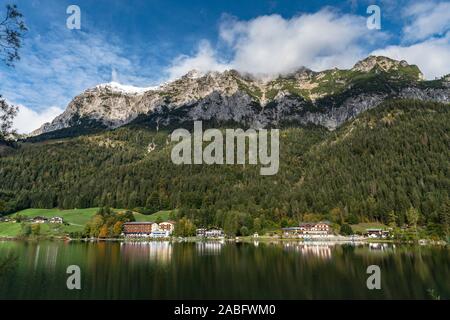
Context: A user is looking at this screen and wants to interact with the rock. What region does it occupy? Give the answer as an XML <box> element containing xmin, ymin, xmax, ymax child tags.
<box><xmin>31</xmin><ymin>56</ymin><xmax>449</xmax><ymax>136</ymax></box>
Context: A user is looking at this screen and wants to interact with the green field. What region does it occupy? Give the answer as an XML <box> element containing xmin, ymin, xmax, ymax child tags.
<box><xmin>134</xmin><ymin>210</ymin><xmax>173</xmax><ymax>222</ymax></box>
<box><xmin>351</xmin><ymin>222</ymin><xmax>388</xmax><ymax>234</ymax></box>
<box><xmin>0</xmin><ymin>208</ymin><xmax>175</xmax><ymax>238</ymax></box>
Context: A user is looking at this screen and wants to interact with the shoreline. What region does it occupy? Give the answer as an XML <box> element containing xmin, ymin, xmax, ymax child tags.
<box><xmin>0</xmin><ymin>235</ymin><xmax>447</xmax><ymax>246</ymax></box>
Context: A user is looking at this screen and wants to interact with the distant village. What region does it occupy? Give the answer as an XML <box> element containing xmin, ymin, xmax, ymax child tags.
<box><xmin>0</xmin><ymin>215</ymin><xmax>393</xmax><ymax>240</ymax></box>
<box><xmin>0</xmin><ymin>215</ymin><xmax>64</xmax><ymax>224</ymax></box>
<box><xmin>119</xmin><ymin>220</ymin><xmax>392</xmax><ymax>240</ymax></box>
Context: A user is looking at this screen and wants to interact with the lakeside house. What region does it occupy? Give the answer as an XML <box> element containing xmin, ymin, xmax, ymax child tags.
<box><xmin>32</xmin><ymin>216</ymin><xmax>48</xmax><ymax>224</ymax></box>
<box><xmin>158</xmin><ymin>221</ymin><xmax>175</xmax><ymax>233</ymax></box>
<box><xmin>49</xmin><ymin>217</ymin><xmax>64</xmax><ymax>224</ymax></box>
<box><xmin>282</xmin><ymin>221</ymin><xmax>332</xmax><ymax>239</ymax></box>
<box><xmin>196</xmin><ymin>228</ymin><xmax>224</xmax><ymax>238</ymax></box>
<box><xmin>123</xmin><ymin>221</ymin><xmax>176</xmax><ymax>238</ymax></box>
<box><xmin>365</xmin><ymin>228</ymin><xmax>390</xmax><ymax>239</ymax></box>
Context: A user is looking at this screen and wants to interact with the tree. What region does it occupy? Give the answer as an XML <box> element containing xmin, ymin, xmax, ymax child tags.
<box><xmin>112</xmin><ymin>221</ymin><xmax>123</xmax><ymax>237</ymax></box>
<box><xmin>340</xmin><ymin>224</ymin><xmax>353</xmax><ymax>236</ymax></box>
<box><xmin>439</xmin><ymin>199</ymin><xmax>450</xmax><ymax>240</ymax></box>
<box><xmin>388</xmin><ymin>210</ymin><xmax>398</xmax><ymax>228</ymax></box>
<box><xmin>223</xmin><ymin>212</ymin><xmax>239</xmax><ymax>236</ymax></box>
<box><xmin>240</xmin><ymin>226</ymin><xmax>249</xmax><ymax>236</ymax></box>
<box><xmin>406</xmin><ymin>207</ymin><xmax>420</xmax><ymax>239</ymax></box>
<box><xmin>253</xmin><ymin>217</ymin><xmax>262</xmax><ymax>233</ymax></box>
<box><xmin>31</xmin><ymin>223</ymin><xmax>40</xmax><ymax>236</ymax></box>
<box><xmin>0</xmin><ymin>200</ymin><xmax>6</xmax><ymax>213</ymax></box>
<box><xmin>145</xmin><ymin>191</ymin><xmax>160</xmax><ymax>213</ymax></box>
<box><xmin>330</xmin><ymin>207</ymin><xmax>344</xmax><ymax>224</ymax></box>
<box><xmin>346</xmin><ymin>214</ymin><xmax>359</xmax><ymax>225</ymax></box>
<box><xmin>174</xmin><ymin>217</ymin><xmax>196</xmax><ymax>237</ymax></box>
<box><xmin>20</xmin><ymin>222</ymin><xmax>31</xmax><ymax>237</ymax></box>
<box><xmin>0</xmin><ymin>5</ymin><xmax>26</xmax><ymax>140</ymax></box>
<box><xmin>98</xmin><ymin>225</ymin><xmax>109</xmax><ymax>238</ymax></box>
<box><xmin>406</xmin><ymin>207</ymin><xmax>420</xmax><ymax>229</ymax></box>
<box><xmin>0</xmin><ymin>4</ymin><xmax>27</xmax><ymax>66</ymax></box>
<box><xmin>0</xmin><ymin>96</ymin><xmax>17</xmax><ymax>140</ymax></box>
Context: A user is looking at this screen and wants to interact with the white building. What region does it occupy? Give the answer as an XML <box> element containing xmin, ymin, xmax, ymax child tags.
<box><xmin>49</xmin><ymin>217</ymin><xmax>63</xmax><ymax>224</ymax></box>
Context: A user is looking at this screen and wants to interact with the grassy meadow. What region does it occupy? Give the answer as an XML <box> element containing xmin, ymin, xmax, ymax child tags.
<box><xmin>0</xmin><ymin>208</ymin><xmax>175</xmax><ymax>238</ymax></box>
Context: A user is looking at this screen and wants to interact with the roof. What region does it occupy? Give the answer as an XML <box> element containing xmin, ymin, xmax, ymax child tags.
<box><xmin>299</xmin><ymin>221</ymin><xmax>331</xmax><ymax>226</ymax></box>
<box><xmin>123</xmin><ymin>222</ymin><xmax>156</xmax><ymax>225</ymax></box>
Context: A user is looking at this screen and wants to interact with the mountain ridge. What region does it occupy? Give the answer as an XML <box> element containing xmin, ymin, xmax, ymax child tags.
<box><xmin>31</xmin><ymin>55</ymin><xmax>449</xmax><ymax>137</ymax></box>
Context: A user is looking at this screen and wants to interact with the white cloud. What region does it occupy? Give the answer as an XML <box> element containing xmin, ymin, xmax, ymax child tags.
<box><xmin>402</xmin><ymin>1</ymin><xmax>450</xmax><ymax>42</ymax></box>
<box><xmin>168</xmin><ymin>9</ymin><xmax>386</xmax><ymax>78</ymax></box>
<box><xmin>224</xmin><ymin>10</ymin><xmax>377</xmax><ymax>75</ymax></box>
<box><xmin>372</xmin><ymin>32</ymin><xmax>450</xmax><ymax>79</ymax></box>
<box><xmin>166</xmin><ymin>40</ymin><xmax>230</xmax><ymax>80</ymax></box>
<box><xmin>13</xmin><ymin>104</ymin><xmax>64</xmax><ymax>134</ymax></box>
<box><xmin>0</xmin><ymin>29</ymin><xmax>157</xmax><ymax>113</ymax></box>
<box><xmin>167</xmin><ymin>7</ymin><xmax>449</xmax><ymax>80</ymax></box>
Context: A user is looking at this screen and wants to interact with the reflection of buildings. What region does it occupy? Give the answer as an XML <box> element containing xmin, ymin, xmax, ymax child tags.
<box><xmin>120</xmin><ymin>241</ymin><xmax>172</xmax><ymax>263</ymax></box>
<box><xmin>196</xmin><ymin>241</ymin><xmax>224</xmax><ymax>255</ymax></box>
<box><xmin>283</xmin><ymin>242</ymin><xmax>333</xmax><ymax>259</ymax></box>
<box><xmin>31</xmin><ymin>243</ymin><xmax>60</xmax><ymax>271</ymax></box>
<box><xmin>368</xmin><ymin>243</ymin><xmax>393</xmax><ymax>251</ymax></box>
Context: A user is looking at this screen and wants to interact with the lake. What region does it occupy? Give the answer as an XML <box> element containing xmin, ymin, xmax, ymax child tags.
<box><xmin>0</xmin><ymin>240</ymin><xmax>448</xmax><ymax>299</ymax></box>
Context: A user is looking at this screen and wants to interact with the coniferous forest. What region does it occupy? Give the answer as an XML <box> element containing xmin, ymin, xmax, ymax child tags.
<box><xmin>0</xmin><ymin>100</ymin><xmax>449</xmax><ymax>237</ymax></box>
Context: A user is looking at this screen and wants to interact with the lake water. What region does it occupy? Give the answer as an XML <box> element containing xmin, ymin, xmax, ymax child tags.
<box><xmin>0</xmin><ymin>240</ymin><xmax>448</xmax><ymax>299</ymax></box>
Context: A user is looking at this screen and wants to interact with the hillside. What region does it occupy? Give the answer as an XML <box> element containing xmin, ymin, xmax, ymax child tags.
<box><xmin>0</xmin><ymin>208</ymin><xmax>174</xmax><ymax>237</ymax></box>
<box><xmin>1</xmin><ymin>99</ymin><xmax>449</xmax><ymax>237</ymax></box>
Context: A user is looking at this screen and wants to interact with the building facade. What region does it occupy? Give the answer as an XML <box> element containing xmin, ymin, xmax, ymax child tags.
<box><xmin>196</xmin><ymin>228</ymin><xmax>224</xmax><ymax>238</ymax></box>
<box><xmin>123</xmin><ymin>221</ymin><xmax>176</xmax><ymax>238</ymax></box>
<box><xmin>365</xmin><ymin>228</ymin><xmax>390</xmax><ymax>238</ymax></box>
<box><xmin>282</xmin><ymin>222</ymin><xmax>332</xmax><ymax>238</ymax></box>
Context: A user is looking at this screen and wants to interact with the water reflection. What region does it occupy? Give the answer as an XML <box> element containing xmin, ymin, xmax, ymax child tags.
<box><xmin>196</xmin><ymin>240</ymin><xmax>224</xmax><ymax>255</ymax></box>
<box><xmin>0</xmin><ymin>241</ymin><xmax>448</xmax><ymax>299</ymax></box>
<box><xmin>368</xmin><ymin>242</ymin><xmax>395</xmax><ymax>252</ymax></box>
<box><xmin>283</xmin><ymin>242</ymin><xmax>333</xmax><ymax>259</ymax></box>
<box><xmin>120</xmin><ymin>241</ymin><xmax>172</xmax><ymax>264</ymax></box>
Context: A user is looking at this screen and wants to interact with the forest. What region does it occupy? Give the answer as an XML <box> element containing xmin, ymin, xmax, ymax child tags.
<box><xmin>0</xmin><ymin>99</ymin><xmax>449</xmax><ymax>237</ymax></box>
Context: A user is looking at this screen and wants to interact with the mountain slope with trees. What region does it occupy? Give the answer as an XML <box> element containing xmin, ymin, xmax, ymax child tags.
<box><xmin>0</xmin><ymin>99</ymin><xmax>448</xmax><ymax>238</ymax></box>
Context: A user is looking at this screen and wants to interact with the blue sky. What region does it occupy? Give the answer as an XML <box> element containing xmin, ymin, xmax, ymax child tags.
<box><xmin>0</xmin><ymin>0</ymin><xmax>449</xmax><ymax>133</ymax></box>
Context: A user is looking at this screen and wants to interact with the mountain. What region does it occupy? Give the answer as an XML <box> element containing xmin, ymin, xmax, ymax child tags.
<box><xmin>2</xmin><ymin>55</ymin><xmax>449</xmax><ymax>238</ymax></box>
<box><xmin>31</xmin><ymin>56</ymin><xmax>450</xmax><ymax>137</ymax></box>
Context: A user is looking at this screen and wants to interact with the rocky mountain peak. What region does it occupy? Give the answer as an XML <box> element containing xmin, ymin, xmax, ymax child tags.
<box><xmin>352</xmin><ymin>55</ymin><xmax>408</xmax><ymax>72</ymax></box>
<box><xmin>182</xmin><ymin>69</ymin><xmax>205</xmax><ymax>79</ymax></box>
<box><xmin>31</xmin><ymin>55</ymin><xmax>448</xmax><ymax>137</ymax></box>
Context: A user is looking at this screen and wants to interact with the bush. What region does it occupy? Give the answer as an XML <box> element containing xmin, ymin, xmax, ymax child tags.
<box><xmin>240</xmin><ymin>226</ymin><xmax>249</xmax><ymax>236</ymax></box>
<box><xmin>347</xmin><ymin>214</ymin><xmax>359</xmax><ymax>225</ymax></box>
<box><xmin>340</xmin><ymin>224</ymin><xmax>353</xmax><ymax>235</ymax></box>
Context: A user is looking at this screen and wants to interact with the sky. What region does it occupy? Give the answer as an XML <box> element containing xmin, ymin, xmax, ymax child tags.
<box><xmin>0</xmin><ymin>0</ymin><xmax>449</xmax><ymax>133</ymax></box>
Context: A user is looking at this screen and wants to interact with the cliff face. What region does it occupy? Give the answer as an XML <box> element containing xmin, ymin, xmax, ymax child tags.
<box><xmin>32</xmin><ymin>55</ymin><xmax>450</xmax><ymax>136</ymax></box>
